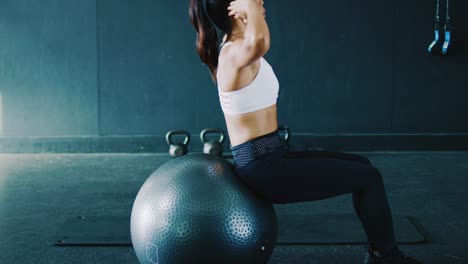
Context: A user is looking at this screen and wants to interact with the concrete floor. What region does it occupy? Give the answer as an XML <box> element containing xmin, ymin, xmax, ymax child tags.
<box><xmin>0</xmin><ymin>151</ymin><xmax>467</xmax><ymax>264</ymax></box>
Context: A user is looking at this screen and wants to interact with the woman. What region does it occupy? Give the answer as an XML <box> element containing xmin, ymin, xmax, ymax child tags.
<box><xmin>189</xmin><ymin>0</ymin><xmax>423</xmax><ymax>263</ymax></box>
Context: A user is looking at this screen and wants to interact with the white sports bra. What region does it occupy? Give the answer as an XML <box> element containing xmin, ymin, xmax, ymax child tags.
<box><xmin>217</xmin><ymin>42</ymin><xmax>279</xmax><ymax>115</ymax></box>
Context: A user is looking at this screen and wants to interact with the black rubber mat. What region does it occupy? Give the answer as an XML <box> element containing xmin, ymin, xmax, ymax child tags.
<box><xmin>55</xmin><ymin>213</ymin><xmax>428</xmax><ymax>246</ymax></box>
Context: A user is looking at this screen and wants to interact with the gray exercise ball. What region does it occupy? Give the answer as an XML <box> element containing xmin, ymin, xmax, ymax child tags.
<box><xmin>130</xmin><ymin>154</ymin><xmax>277</xmax><ymax>264</ymax></box>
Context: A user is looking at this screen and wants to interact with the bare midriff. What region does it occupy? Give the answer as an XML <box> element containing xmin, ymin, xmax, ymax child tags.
<box><xmin>224</xmin><ymin>104</ymin><xmax>278</xmax><ymax>147</ymax></box>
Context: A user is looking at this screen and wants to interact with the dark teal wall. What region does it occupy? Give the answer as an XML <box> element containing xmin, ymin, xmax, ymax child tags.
<box><xmin>0</xmin><ymin>0</ymin><xmax>467</xmax><ymax>147</ymax></box>
<box><xmin>0</xmin><ymin>0</ymin><xmax>98</xmax><ymax>136</ymax></box>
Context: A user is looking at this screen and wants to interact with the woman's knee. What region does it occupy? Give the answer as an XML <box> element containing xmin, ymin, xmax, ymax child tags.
<box><xmin>366</xmin><ymin>166</ymin><xmax>385</xmax><ymax>187</ymax></box>
<box><xmin>351</xmin><ymin>153</ymin><xmax>373</xmax><ymax>165</ymax></box>
<box><xmin>332</xmin><ymin>151</ymin><xmax>373</xmax><ymax>165</ymax></box>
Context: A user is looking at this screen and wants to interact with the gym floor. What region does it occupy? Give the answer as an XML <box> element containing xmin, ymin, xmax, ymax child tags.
<box><xmin>0</xmin><ymin>151</ymin><xmax>467</xmax><ymax>264</ymax></box>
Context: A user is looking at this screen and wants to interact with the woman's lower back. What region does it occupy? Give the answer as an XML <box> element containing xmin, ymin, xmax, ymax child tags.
<box><xmin>225</xmin><ymin>104</ymin><xmax>278</xmax><ymax>147</ymax></box>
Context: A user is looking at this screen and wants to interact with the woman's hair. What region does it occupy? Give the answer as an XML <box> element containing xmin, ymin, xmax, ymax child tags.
<box><xmin>189</xmin><ymin>0</ymin><xmax>234</xmax><ymax>83</ymax></box>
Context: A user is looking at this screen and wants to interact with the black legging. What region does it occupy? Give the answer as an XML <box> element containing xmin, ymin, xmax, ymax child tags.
<box><xmin>231</xmin><ymin>130</ymin><xmax>398</xmax><ymax>251</ymax></box>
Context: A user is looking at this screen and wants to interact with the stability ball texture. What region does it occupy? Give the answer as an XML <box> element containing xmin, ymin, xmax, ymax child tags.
<box><xmin>130</xmin><ymin>154</ymin><xmax>278</xmax><ymax>264</ymax></box>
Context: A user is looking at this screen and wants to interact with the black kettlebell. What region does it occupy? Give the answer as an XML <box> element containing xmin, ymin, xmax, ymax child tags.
<box><xmin>278</xmin><ymin>125</ymin><xmax>291</xmax><ymax>150</ymax></box>
<box><xmin>200</xmin><ymin>128</ymin><xmax>225</xmax><ymax>156</ymax></box>
<box><xmin>166</xmin><ymin>130</ymin><xmax>191</xmax><ymax>158</ymax></box>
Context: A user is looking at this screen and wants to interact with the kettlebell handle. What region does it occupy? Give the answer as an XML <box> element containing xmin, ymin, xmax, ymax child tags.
<box><xmin>166</xmin><ymin>130</ymin><xmax>191</xmax><ymax>146</ymax></box>
<box><xmin>200</xmin><ymin>128</ymin><xmax>225</xmax><ymax>144</ymax></box>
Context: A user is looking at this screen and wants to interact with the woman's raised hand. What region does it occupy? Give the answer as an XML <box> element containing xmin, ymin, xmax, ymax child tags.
<box><xmin>227</xmin><ymin>0</ymin><xmax>261</xmax><ymax>23</ymax></box>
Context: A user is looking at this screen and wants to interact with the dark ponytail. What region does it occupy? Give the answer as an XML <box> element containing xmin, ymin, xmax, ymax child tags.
<box><xmin>189</xmin><ymin>0</ymin><xmax>232</xmax><ymax>84</ymax></box>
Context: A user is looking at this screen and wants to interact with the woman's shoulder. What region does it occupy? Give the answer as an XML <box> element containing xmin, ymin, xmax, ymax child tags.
<box><xmin>219</xmin><ymin>41</ymin><xmax>234</xmax><ymax>54</ymax></box>
<box><xmin>218</xmin><ymin>41</ymin><xmax>235</xmax><ymax>67</ymax></box>
<box><xmin>222</xmin><ymin>41</ymin><xmax>234</xmax><ymax>48</ymax></box>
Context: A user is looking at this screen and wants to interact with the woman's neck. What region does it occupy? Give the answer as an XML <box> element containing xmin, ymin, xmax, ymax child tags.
<box><xmin>223</xmin><ymin>33</ymin><xmax>244</xmax><ymax>44</ymax></box>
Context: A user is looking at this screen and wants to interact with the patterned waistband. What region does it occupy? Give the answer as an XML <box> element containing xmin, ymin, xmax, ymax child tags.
<box><xmin>230</xmin><ymin>129</ymin><xmax>286</xmax><ymax>169</ymax></box>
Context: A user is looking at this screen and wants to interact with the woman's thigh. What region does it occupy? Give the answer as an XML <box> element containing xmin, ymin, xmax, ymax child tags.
<box><xmin>238</xmin><ymin>149</ymin><xmax>382</xmax><ymax>204</ymax></box>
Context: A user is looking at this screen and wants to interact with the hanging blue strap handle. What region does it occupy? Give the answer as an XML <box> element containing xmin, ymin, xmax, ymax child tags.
<box><xmin>428</xmin><ymin>0</ymin><xmax>441</xmax><ymax>54</ymax></box>
<box><xmin>442</xmin><ymin>0</ymin><xmax>451</xmax><ymax>55</ymax></box>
